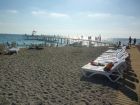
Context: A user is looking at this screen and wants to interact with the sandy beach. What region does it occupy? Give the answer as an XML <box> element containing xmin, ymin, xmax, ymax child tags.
<box><xmin>0</xmin><ymin>46</ymin><xmax>120</xmax><ymax>105</ymax></box>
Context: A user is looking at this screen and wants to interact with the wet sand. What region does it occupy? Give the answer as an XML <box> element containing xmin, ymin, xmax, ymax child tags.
<box><xmin>0</xmin><ymin>46</ymin><xmax>119</xmax><ymax>105</ymax></box>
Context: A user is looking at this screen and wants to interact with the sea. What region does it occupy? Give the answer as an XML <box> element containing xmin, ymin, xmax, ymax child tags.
<box><xmin>0</xmin><ymin>34</ymin><xmax>140</xmax><ymax>48</ymax></box>
<box><xmin>0</xmin><ymin>34</ymin><xmax>45</xmax><ymax>47</ymax></box>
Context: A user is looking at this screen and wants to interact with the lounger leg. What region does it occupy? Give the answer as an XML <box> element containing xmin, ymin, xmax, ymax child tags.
<box><xmin>81</xmin><ymin>70</ymin><xmax>96</xmax><ymax>78</ymax></box>
<box><xmin>107</xmin><ymin>75</ymin><xmax>121</xmax><ymax>82</ymax></box>
<box><xmin>81</xmin><ymin>70</ymin><xmax>88</xmax><ymax>77</ymax></box>
<box><xmin>112</xmin><ymin>76</ymin><xmax>121</xmax><ymax>82</ymax></box>
<box><xmin>88</xmin><ymin>73</ymin><xmax>97</xmax><ymax>78</ymax></box>
<box><xmin>109</xmin><ymin>65</ymin><xmax>125</xmax><ymax>82</ymax></box>
<box><xmin>108</xmin><ymin>71</ymin><xmax>124</xmax><ymax>82</ymax></box>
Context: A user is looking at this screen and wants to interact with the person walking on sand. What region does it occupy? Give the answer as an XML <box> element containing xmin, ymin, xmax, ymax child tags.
<box><xmin>129</xmin><ymin>36</ymin><xmax>132</xmax><ymax>47</ymax></box>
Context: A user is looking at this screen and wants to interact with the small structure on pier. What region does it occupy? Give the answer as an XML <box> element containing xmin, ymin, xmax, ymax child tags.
<box><xmin>32</xmin><ymin>30</ymin><xmax>37</xmax><ymax>36</ymax></box>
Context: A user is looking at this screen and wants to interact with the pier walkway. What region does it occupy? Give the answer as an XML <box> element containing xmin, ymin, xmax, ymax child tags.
<box><xmin>116</xmin><ymin>46</ymin><xmax>140</xmax><ymax>105</ymax></box>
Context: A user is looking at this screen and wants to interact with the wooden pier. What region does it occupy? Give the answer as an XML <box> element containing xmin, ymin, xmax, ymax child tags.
<box><xmin>25</xmin><ymin>35</ymin><xmax>113</xmax><ymax>47</ymax></box>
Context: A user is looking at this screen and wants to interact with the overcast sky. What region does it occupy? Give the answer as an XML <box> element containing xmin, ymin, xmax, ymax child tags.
<box><xmin>0</xmin><ymin>0</ymin><xmax>140</xmax><ymax>38</ymax></box>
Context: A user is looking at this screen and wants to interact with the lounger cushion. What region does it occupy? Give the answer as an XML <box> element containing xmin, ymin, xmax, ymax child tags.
<box><xmin>90</xmin><ymin>61</ymin><xmax>98</xmax><ymax>66</ymax></box>
<box><xmin>90</xmin><ymin>61</ymin><xmax>105</xmax><ymax>66</ymax></box>
<box><xmin>104</xmin><ymin>62</ymin><xmax>114</xmax><ymax>71</ymax></box>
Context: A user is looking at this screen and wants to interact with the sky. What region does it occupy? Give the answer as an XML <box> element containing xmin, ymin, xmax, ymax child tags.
<box><xmin>0</xmin><ymin>0</ymin><xmax>140</xmax><ymax>38</ymax></box>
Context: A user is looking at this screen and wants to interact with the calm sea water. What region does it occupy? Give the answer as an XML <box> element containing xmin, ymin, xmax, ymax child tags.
<box><xmin>0</xmin><ymin>34</ymin><xmax>140</xmax><ymax>47</ymax></box>
<box><xmin>0</xmin><ymin>34</ymin><xmax>45</xmax><ymax>47</ymax></box>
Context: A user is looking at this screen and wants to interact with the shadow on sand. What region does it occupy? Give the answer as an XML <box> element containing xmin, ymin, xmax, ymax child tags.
<box><xmin>80</xmin><ymin>60</ymin><xmax>139</xmax><ymax>102</ymax></box>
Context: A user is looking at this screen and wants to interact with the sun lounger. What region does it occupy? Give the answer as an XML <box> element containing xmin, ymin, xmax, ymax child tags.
<box><xmin>103</xmin><ymin>48</ymin><xmax>126</xmax><ymax>56</ymax></box>
<box><xmin>93</xmin><ymin>53</ymin><xmax>129</xmax><ymax>73</ymax></box>
<box><xmin>100</xmin><ymin>52</ymin><xmax>128</xmax><ymax>60</ymax></box>
<box><xmin>104</xmin><ymin>46</ymin><xmax>126</xmax><ymax>54</ymax></box>
<box><xmin>8</xmin><ymin>47</ymin><xmax>19</xmax><ymax>54</ymax></box>
<box><xmin>100</xmin><ymin>48</ymin><xmax>128</xmax><ymax>59</ymax></box>
<box><xmin>96</xmin><ymin>51</ymin><xmax>128</xmax><ymax>61</ymax></box>
<box><xmin>81</xmin><ymin>59</ymin><xmax>126</xmax><ymax>82</ymax></box>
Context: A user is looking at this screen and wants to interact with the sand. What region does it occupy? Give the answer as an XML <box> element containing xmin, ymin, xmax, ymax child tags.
<box><xmin>0</xmin><ymin>46</ymin><xmax>118</xmax><ymax>105</ymax></box>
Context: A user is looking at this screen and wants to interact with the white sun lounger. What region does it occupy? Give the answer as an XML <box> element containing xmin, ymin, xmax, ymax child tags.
<box><xmin>99</xmin><ymin>48</ymin><xmax>128</xmax><ymax>59</ymax></box>
<box><xmin>93</xmin><ymin>52</ymin><xmax>129</xmax><ymax>70</ymax></box>
<box><xmin>103</xmin><ymin>46</ymin><xmax>126</xmax><ymax>55</ymax></box>
<box><xmin>81</xmin><ymin>59</ymin><xmax>126</xmax><ymax>82</ymax></box>
<box><xmin>8</xmin><ymin>47</ymin><xmax>19</xmax><ymax>54</ymax></box>
<box><xmin>98</xmin><ymin>52</ymin><xmax>128</xmax><ymax>60</ymax></box>
<box><xmin>102</xmin><ymin>48</ymin><xmax>126</xmax><ymax>56</ymax></box>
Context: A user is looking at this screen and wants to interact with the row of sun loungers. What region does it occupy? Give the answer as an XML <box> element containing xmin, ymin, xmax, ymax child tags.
<box><xmin>81</xmin><ymin>46</ymin><xmax>129</xmax><ymax>82</ymax></box>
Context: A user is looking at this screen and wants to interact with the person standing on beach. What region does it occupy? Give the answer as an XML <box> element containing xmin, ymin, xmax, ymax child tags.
<box><xmin>118</xmin><ymin>41</ymin><xmax>121</xmax><ymax>48</ymax></box>
<box><xmin>129</xmin><ymin>36</ymin><xmax>132</xmax><ymax>46</ymax></box>
<box><xmin>6</xmin><ymin>42</ymin><xmax>10</xmax><ymax>47</ymax></box>
<box><xmin>133</xmin><ymin>38</ymin><xmax>136</xmax><ymax>46</ymax></box>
